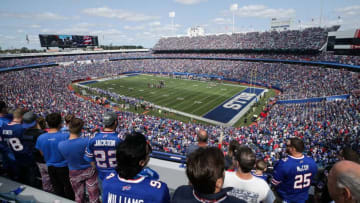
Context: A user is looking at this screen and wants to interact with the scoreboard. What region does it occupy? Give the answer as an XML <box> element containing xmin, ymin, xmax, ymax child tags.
<box><xmin>327</xmin><ymin>29</ymin><xmax>360</xmax><ymax>53</ymax></box>
<box><xmin>39</xmin><ymin>34</ymin><xmax>99</xmax><ymax>48</ymax></box>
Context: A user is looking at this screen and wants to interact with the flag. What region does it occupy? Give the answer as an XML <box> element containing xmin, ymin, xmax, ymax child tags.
<box><xmin>26</xmin><ymin>34</ymin><xmax>29</xmax><ymax>44</ymax></box>
<box><xmin>83</xmin><ymin>36</ymin><xmax>92</xmax><ymax>45</ymax></box>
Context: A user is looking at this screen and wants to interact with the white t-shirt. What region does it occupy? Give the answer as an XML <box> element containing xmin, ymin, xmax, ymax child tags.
<box><xmin>223</xmin><ymin>171</ymin><xmax>275</xmax><ymax>203</ymax></box>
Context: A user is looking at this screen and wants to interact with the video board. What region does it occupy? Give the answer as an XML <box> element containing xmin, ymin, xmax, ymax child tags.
<box><xmin>39</xmin><ymin>34</ymin><xmax>99</xmax><ymax>48</ymax></box>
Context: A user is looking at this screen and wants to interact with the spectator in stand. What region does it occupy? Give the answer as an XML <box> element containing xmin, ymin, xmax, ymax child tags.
<box><xmin>84</xmin><ymin>112</ymin><xmax>122</xmax><ymax>182</ymax></box>
<box><xmin>272</xmin><ymin>137</ymin><xmax>318</xmax><ymax>203</ymax></box>
<box><xmin>36</xmin><ymin>116</ymin><xmax>47</xmax><ymax>130</ymax></box>
<box><xmin>173</xmin><ymin>147</ymin><xmax>245</xmax><ymax>203</ymax></box>
<box><xmin>35</xmin><ymin>113</ymin><xmax>74</xmax><ymax>200</ymax></box>
<box><xmin>58</xmin><ymin>118</ymin><xmax>100</xmax><ymax>203</ymax></box>
<box><xmin>0</xmin><ymin>101</ymin><xmax>12</xmax><ymax>127</ymax></box>
<box><xmin>186</xmin><ymin>129</ymin><xmax>208</xmax><ymax>156</ymax></box>
<box><xmin>22</xmin><ymin>112</ymin><xmax>53</xmax><ymax>192</ymax></box>
<box><xmin>225</xmin><ymin>140</ymin><xmax>239</xmax><ymax>171</ymax></box>
<box><xmin>5</xmin><ymin>111</ymin><xmax>42</xmax><ymax>188</ymax></box>
<box><xmin>0</xmin><ymin>100</ymin><xmax>13</xmax><ymax>177</ymax></box>
<box><xmin>327</xmin><ymin>160</ymin><xmax>360</xmax><ymax>203</ymax></box>
<box><xmin>338</xmin><ymin>147</ymin><xmax>360</xmax><ymax>163</ymax></box>
<box><xmin>318</xmin><ymin>147</ymin><xmax>360</xmax><ymax>203</ymax></box>
<box><xmin>251</xmin><ymin>159</ymin><xmax>269</xmax><ymax>183</ymax></box>
<box><xmin>223</xmin><ymin>146</ymin><xmax>275</xmax><ymax>203</ymax></box>
<box><xmin>60</xmin><ymin>114</ymin><xmax>75</xmax><ymax>133</ymax></box>
<box><xmin>102</xmin><ymin>132</ymin><xmax>170</xmax><ymax>203</ymax></box>
<box><xmin>0</xmin><ymin>108</ymin><xmax>25</xmax><ymax>181</ymax></box>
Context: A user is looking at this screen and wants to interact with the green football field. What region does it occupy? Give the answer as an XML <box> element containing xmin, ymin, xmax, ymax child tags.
<box><xmin>86</xmin><ymin>74</ymin><xmax>246</xmax><ymax>117</ymax></box>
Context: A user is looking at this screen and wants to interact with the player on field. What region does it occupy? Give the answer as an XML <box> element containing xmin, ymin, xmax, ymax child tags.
<box><xmin>84</xmin><ymin>112</ymin><xmax>122</xmax><ymax>181</ymax></box>
<box><xmin>58</xmin><ymin>118</ymin><xmax>100</xmax><ymax>203</ymax></box>
<box><xmin>272</xmin><ymin>137</ymin><xmax>318</xmax><ymax>203</ymax></box>
<box><xmin>35</xmin><ymin>113</ymin><xmax>75</xmax><ymax>200</ymax></box>
<box><xmin>102</xmin><ymin>132</ymin><xmax>170</xmax><ymax>203</ymax></box>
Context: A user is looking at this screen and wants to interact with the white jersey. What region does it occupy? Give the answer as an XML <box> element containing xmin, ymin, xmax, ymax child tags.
<box><xmin>223</xmin><ymin>171</ymin><xmax>275</xmax><ymax>203</ymax></box>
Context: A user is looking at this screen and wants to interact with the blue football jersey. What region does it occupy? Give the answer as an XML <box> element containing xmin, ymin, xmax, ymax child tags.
<box><xmin>272</xmin><ymin>155</ymin><xmax>317</xmax><ymax>202</ymax></box>
<box><xmin>138</xmin><ymin>167</ymin><xmax>160</xmax><ymax>180</ymax></box>
<box><xmin>58</xmin><ymin>137</ymin><xmax>91</xmax><ymax>170</ymax></box>
<box><xmin>0</xmin><ymin>115</ymin><xmax>12</xmax><ymax>128</ymax></box>
<box><xmin>102</xmin><ymin>173</ymin><xmax>170</xmax><ymax>203</ymax></box>
<box><xmin>0</xmin><ymin>122</ymin><xmax>22</xmax><ymax>160</ymax></box>
<box><xmin>251</xmin><ymin>171</ymin><xmax>269</xmax><ymax>182</ymax></box>
<box><xmin>35</xmin><ymin>131</ymin><xmax>69</xmax><ymax>167</ymax></box>
<box><xmin>84</xmin><ymin>131</ymin><xmax>122</xmax><ymax>180</ymax></box>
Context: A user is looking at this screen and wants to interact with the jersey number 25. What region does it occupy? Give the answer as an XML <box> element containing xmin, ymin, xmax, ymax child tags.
<box><xmin>294</xmin><ymin>173</ymin><xmax>312</xmax><ymax>189</ymax></box>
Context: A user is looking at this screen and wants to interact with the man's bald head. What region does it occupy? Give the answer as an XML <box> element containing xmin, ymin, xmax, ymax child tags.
<box><xmin>327</xmin><ymin>160</ymin><xmax>360</xmax><ymax>203</ymax></box>
<box><xmin>197</xmin><ymin>129</ymin><xmax>208</xmax><ymax>143</ymax></box>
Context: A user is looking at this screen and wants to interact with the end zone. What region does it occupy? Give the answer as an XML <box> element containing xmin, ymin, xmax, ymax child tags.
<box><xmin>203</xmin><ymin>88</ymin><xmax>266</xmax><ymax>126</ymax></box>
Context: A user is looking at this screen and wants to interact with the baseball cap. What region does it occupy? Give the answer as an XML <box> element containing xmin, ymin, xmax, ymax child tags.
<box><xmin>22</xmin><ymin>111</ymin><xmax>37</xmax><ymax>129</ymax></box>
<box><xmin>103</xmin><ymin>112</ymin><xmax>117</xmax><ymax>126</ymax></box>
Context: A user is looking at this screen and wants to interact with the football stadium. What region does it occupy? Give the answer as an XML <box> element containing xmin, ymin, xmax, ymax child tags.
<box><xmin>0</xmin><ymin>0</ymin><xmax>360</xmax><ymax>202</ymax></box>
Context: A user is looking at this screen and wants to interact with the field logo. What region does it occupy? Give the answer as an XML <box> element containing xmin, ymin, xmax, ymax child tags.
<box><xmin>203</xmin><ymin>88</ymin><xmax>264</xmax><ymax>124</ymax></box>
<box><xmin>223</xmin><ymin>92</ymin><xmax>256</xmax><ymax>110</ymax></box>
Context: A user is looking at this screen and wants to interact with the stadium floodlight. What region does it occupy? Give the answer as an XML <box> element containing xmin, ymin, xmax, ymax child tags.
<box><xmin>230</xmin><ymin>3</ymin><xmax>238</xmax><ymax>33</ymax></box>
<box><xmin>169</xmin><ymin>11</ymin><xmax>176</xmax><ymax>36</ymax></box>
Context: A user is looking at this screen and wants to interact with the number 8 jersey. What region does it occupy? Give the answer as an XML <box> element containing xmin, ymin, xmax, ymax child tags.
<box><xmin>272</xmin><ymin>155</ymin><xmax>317</xmax><ymax>203</ymax></box>
<box><xmin>84</xmin><ymin>131</ymin><xmax>122</xmax><ymax>180</ymax></box>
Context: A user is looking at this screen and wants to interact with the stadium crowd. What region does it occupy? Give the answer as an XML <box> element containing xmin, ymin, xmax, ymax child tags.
<box><xmin>0</xmin><ymin>58</ymin><xmax>359</xmax><ymax>165</ymax></box>
<box><xmin>1</xmin><ymin>27</ymin><xmax>360</xmax><ymax>201</ymax></box>
<box><xmin>153</xmin><ymin>27</ymin><xmax>330</xmax><ymax>50</ymax></box>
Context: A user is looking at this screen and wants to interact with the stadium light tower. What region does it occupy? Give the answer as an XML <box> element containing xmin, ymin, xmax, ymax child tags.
<box><xmin>169</xmin><ymin>11</ymin><xmax>176</xmax><ymax>36</ymax></box>
<box><xmin>230</xmin><ymin>3</ymin><xmax>238</xmax><ymax>33</ymax></box>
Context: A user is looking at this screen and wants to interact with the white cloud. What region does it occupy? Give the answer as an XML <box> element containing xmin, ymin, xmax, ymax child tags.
<box><xmin>212</xmin><ymin>18</ymin><xmax>231</xmax><ymax>25</ymax></box>
<box><xmin>30</xmin><ymin>24</ymin><xmax>41</xmax><ymax>29</ymax></box>
<box><xmin>124</xmin><ymin>25</ymin><xmax>146</xmax><ymax>31</ymax></box>
<box><xmin>75</xmin><ymin>22</ymin><xmax>97</xmax><ymax>28</ymax></box>
<box><xmin>174</xmin><ymin>0</ymin><xmax>207</xmax><ymax>5</ymax></box>
<box><xmin>83</xmin><ymin>7</ymin><xmax>159</xmax><ymax>22</ymax></box>
<box><xmin>0</xmin><ymin>12</ymin><xmax>67</xmax><ymax>20</ymax></box>
<box><xmin>149</xmin><ymin>21</ymin><xmax>161</xmax><ymax>27</ymax></box>
<box><xmin>336</xmin><ymin>5</ymin><xmax>360</xmax><ymax>16</ymax></box>
<box><xmin>90</xmin><ymin>29</ymin><xmax>123</xmax><ymax>36</ymax></box>
<box><xmin>232</xmin><ymin>5</ymin><xmax>295</xmax><ymax>19</ymax></box>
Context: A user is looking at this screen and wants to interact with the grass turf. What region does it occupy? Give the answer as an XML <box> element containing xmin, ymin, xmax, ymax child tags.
<box><xmin>86</xmin><ymin>74</ymin><xmax>246</xmax><ymax>117</ymax></box>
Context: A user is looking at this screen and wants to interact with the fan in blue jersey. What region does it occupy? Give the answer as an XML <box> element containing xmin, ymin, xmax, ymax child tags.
<box><xmin>60</xmin><ymin>114</ymin><xmax>74</xmax><ymax>134</ymax></box>
<box><xmin>58</xmin><ymin>118</ymin><xmax>100</xmax><ymax>203</ymax></box>
<box><xmin>0</xmin><ymin>108</ymin><xmax>25</xmax><ymax>181</ymax></box>
<box><xmin>0</xmin><ymin>101</ymin><xmax>12</xmax><ymax>128</ymax></box>
<box><xmin>272</xmin><ymin>137</ymin><xmax>318</xmax><ymax>203</ymax></box>
<box><xmin>102</xmin><ymin>132</ymin><xmax>170</xmax><ymax>203</ymax></box>
<box><xmin>6</xmin><ymin>111</ymin><xmax>43</xmax><ymax>188</ymax></box>
<box><xmin>35</xmin><ymin>113</ymin><xmax>75</xmax><ymax>200</ymax></box>
<box><xmin>84</xmin><ymin>112</ymin><xmax>122</xmax><ymax>181</ymax></box>
<box><xmin>251</xmin><ymin>159</ymin><xmax>270</xmax><ymax>183</ymax></box>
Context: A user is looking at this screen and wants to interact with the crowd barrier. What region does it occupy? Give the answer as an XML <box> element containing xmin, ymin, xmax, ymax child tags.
<box><xmin>276</xmin><ymin>94</ymin><xmax>350</xmax><ymax>104</ymax></box>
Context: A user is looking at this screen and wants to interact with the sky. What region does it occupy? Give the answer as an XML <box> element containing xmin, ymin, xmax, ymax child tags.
<box><xmin>0</xmin><ymin>0</ymin><xmax>359</xmax><ymax>49</ymax></box>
